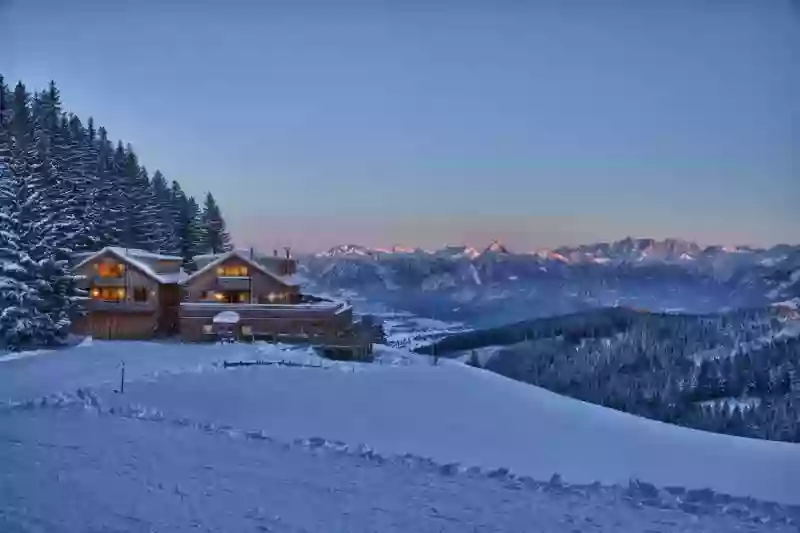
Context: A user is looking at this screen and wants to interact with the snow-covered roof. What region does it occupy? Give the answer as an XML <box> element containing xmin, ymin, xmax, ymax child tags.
<box><xmin>182</xmin><ymin>249</ymin><xmax>304</xmax><ymax>287</ymax></box>
<box><xmin>72</xmin><ymin>246</ymin><xmax>188</xmax><ymax>285</ymax></box>
<box><xmin>277</xmin><ymin>273</ymin><xmax>309</xmax><ymax>286</ymax></box>
<box><xmin>103</xmin><ymin>247</ymin><xmax>182</xmax><ymax>262</ymax></box>
<box><xmin>194</xmin><ymin>248</ymin><xmax>260</xmax><ymax>261</ymax></box>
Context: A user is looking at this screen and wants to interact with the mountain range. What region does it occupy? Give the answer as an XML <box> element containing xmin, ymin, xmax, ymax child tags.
<box><xmin>300</xmin><ymin>238</ymin><xmax>800</xmax><ymax>326</ymax></box>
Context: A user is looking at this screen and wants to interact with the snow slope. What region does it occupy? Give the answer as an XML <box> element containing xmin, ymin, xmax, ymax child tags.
<box><xmin>96</xmin><ymin>355</ymin><xmax>798</xmax><ymax>505</ymax></box>
<box><xmin>7</xmin><ymin>407</ymin><xmax>793</xmax><ymax>533</ymax></box>
<box><xmin>1</xmin><ymin>341</ymin><xmax>798</xmax><ymax>531</ymax></box>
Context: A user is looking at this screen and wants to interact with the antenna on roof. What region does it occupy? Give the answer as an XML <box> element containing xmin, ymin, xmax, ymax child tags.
<box><xmin>284</xmin><ymin>246</ymin><xmax>291</xmax><ymax>259</ymax></box>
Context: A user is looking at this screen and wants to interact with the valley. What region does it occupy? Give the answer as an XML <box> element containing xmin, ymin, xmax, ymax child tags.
<box><xmin>303</xmin><ymin>239</ymin><xmax>800</xmax><ymax>444</ymax></box>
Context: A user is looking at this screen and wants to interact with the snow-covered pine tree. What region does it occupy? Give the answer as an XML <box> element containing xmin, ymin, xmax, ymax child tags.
<box><xmin>0</xmin><ymin>74</ymin><xmax>9</xmax><ymax>166</ymax></box>
<box><xmin>32</xmin><ymin>113</ymin><xmax>85</xmax><ymax>240</ymax></box>
<box><xmin>171</xmin><ymin>180</ymin><xmax>204</xmax><ymax>269</ymax></box>
<box><xmin>0</xmin><ymin>176</ymin><xmax>56</xmax><ymax>349</ymax></box>
<box><xmin>128</xmin><ymin>160</ymin><xmax>164</xmax><ymax>251</ymax></box>
<box><xmin>64</xmin><ymin>115</ymin><xmax>103</xmax><ymax>252</ymax></box>
<box><xmin>11</xmin><ymin>82</ymin><xmax>83</xmax><ymax>341</ymax></box>
<box><xmin>89</xmin><ymin>126</ymin><xmax>121</xmax><ymax>249</ymax></box>
<box><xmin>150</xmin><ymin>170</ymin><xmax>181</xmax><ymax>254</ymax></box>
<box><xmin>106</xmin><ymin>141</ymin><xmax>132</xmax><ymax>247</ymax></box>
<box><xmin>201</xmin><ymin>191</ymin><xmax>232</xmax><ymax>254</ymax></box>
<box><xmin>186</xmin><ymin>195</ymin><xmax>205</xmax><ymax>259</ymax></box>
<box><xmin>0</xmin><ymin>95</ymin><xmax>58</xmax><ymax>349</ymax></box>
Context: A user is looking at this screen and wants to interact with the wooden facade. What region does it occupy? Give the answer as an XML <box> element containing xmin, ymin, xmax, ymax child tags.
<box><xmin>178</xmin><ymin>251</ymin><xmax>374</xmax><ymax>358</ymax></box>
<box><xmin>182</xmin><ymin>254</ymin><xmax>301</xmax><ymax>305</ymax></box>
<box><xmin>71</xmin><ymin>248</ymin><xmax>185</xmax><ymax>340</ymax></box>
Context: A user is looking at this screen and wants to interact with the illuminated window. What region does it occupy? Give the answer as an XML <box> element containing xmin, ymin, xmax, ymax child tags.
<box><xmin>133</xmin><ymin>287</ymin><xmax>148</xmax><ymax>302</ymax></box>
<box><xmin>96</xmin><ymin>262</ymin><xmax>125</xmax><ymax>277</ymax></box>
<box><xmin>202</xmin><ymin>324</ymin><xmax>213</xmax><ymax>334</ymax></box>
<box><xmin>237</xmin><ymin>292</ymin><xmax>249</xmax><ymax>303</ymax></box>
<box><xmin>92</xmin><ymin>287</ymin><xmax>125</xmax><ymax>301</ymax></box>
<box><xmin>241</xmin><ymin>325</ymin><xmax>253</xmax><ymax>336</ymax></box>
<box><xmin>217</xmin><ymin>265</ymin><xmax>249</xmax><ymax>277</ymax></box>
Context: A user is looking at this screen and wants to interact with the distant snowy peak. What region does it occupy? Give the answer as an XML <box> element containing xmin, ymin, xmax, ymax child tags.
<box><xmin>318</xmin><ymin>244</ymin><xmax>375</xmax><ymax>258</ymax></box>
<box><xmin>373</xmin><ymin>246</ymin><xmax>428</xmax><ymax>255</ymax></box>
<box><xmin>532</xmin><ymin>250</ymin><xmax>569</xmax><ymax>263</ymax></box>
<box><xmin>482</xmin><ymin>240</ymin><xmax>511</xmax><ymax>255</ymax></box>
<box><xmin>313</xmin><ymin>240</ymin><xmax>798</xmax><ymax>272</ymax></box>
<box><xmin>551</xmin><ymin>238</ymin><xmax>720</xmax><ymax>265</ymax></box>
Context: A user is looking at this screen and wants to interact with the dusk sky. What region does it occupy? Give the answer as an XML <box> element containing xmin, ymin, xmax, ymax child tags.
<box><xmin>3</xmin><ymin>0</ymin><xmax>798</xmax><ymax>252</ymax></box>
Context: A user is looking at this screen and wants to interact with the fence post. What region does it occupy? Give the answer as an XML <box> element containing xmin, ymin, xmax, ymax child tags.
<box><xmin>119</xmin><ymin>360</ymin><xmax>126</xmax><ymax>394</ymax></box>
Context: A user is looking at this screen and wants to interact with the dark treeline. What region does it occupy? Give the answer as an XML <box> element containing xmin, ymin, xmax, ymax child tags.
<box><xmin>434</xmin><ymin>307</ymin><xmax>800</xmax><ymax>443</ymax></box>
<box><xmin>0</xmin><ymin>76</ymin><xmax>232</xmax><ymax>349</ymax></box>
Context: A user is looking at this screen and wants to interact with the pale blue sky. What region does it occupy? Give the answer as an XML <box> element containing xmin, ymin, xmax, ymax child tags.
<box><xmin>3</xmin><ymin>0</ymin><xmax>798</xmax><ymax>251</ymax></box>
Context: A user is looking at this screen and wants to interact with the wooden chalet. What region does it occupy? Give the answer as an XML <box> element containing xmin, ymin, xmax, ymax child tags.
<box><xmin>179</xmin><ymin>249</ymin><xmax>374</xmax><ymax>359</ymax></box>
<box><xmin>70</xmin><ymin>247</ymin><xmax>377</xmax><ymax>359</ymax></box>
<box><xmin>71</xmin><ymin>247</ymin><xmax>187</xmax><ymax>339</ymax></box>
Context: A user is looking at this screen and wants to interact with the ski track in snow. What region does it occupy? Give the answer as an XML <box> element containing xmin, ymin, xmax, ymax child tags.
<box><xmin>0</xmin><ymin>341</ymin><xmax>798</xmax><ymax>532</ymax></box>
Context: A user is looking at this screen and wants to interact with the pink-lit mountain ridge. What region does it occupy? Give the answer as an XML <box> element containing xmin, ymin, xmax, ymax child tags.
<box><xmin>300</xmin><ymin>238</ymin><xmax>800</xmax><ymax>325</ymax></box>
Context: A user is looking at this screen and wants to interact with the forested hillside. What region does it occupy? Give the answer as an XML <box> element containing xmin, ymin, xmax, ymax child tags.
<box><xmin>0</xmin><ymin>76</ymin><xmax>232</xmax><ymax>349</ymax></box>
<box><xmin>422</xmin><ymin>308</ymin><xmax>800</xmax><ymax>443</ymax></box>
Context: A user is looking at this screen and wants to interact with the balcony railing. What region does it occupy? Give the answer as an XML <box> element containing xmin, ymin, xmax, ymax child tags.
<box><xmin>93</xmin><ymin>276</ymin><xmax>125</xmax><ymax>287</ymax></box>
<box><xmin>87</xmin><ymin>299</ymin><xmax>157</xmax><ymax>312</ymax></box>
<box><xmin>217</xmin><ymin>276</ymin><xmax>251</xmax><ymax>291</ymax></box>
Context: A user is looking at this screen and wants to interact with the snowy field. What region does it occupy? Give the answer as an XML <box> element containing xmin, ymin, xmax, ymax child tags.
<box><xmin>379</xmin><ymin>312</ymin><xmax>470</xmax><ymax>350</ymax></box>
<box><xmin>1</xmin><ymin>340</ymin><xmax>799</xmax><ymax>532</ymax></box>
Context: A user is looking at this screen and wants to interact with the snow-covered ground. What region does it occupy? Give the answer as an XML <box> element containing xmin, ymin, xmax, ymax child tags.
<box><xmin>1</xmin><ymin>340</ymin><xmax>798</xmax><ymax>532</ymax></box>
<box><xmin>379</xmin><ymin>312</ymin><xmax>470</xmax><ymax>351</ymax></box>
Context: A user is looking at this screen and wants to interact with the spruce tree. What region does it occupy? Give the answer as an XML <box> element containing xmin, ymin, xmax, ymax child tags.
<box><xmin>201</xmin><ymin>191</ymin><xmax>232</xmax><ymax>254</ymax></box>
<box><xmin>127</xmin><ymin>160</ymin><xmax>162</xmax><ymax>251</ymax></box>
<box><xmin>0</xmin><ymin>176</ymin><xmax>56</xmax><ymax>349</ymax></box>
<box><xmin>0</xmin><ymin>97</ymin><xmax>57</xmax><ymax>348</ymax></box>
<box><xmin>150</xmin><ymin>170</ymin><xmax>181</xmax><ymax>253</ymax></box>
<box><xmin>186</xmin><ymin>196</ymin><xmax>205</xmax><ymax>256</ymax></box>
<box><xmin>90</xmin><ymin>126</ymin><xmax>119</xmax><ymax>248</ymax></box>
<box><xmin>8</xmin><ymin>81</ymin><xmax>81</xmax><ymax>342</ymax></box>
<box><xmin>65</xmin><ymin>115</ymin><xmax>102</xmax><ymax>252</ymax></box>
<box><xmin>108</xmin><ymin>140</ymin><xmax>135</xmax><ymax>247</ymax></box>
<box><xmin>171</xmin><ymin>181</ymin><xmax>204</xmax><ymax>268</ymax></box>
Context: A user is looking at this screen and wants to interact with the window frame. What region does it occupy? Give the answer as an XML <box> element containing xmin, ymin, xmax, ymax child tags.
<box><xmin>217</xmin><ymin>265</ymin><xmax>249</xmax><ymax>277</ymax></box>
<box><xmin>96</xmin><ymin>262</ymin><xmax>125</xmax><ymax>278</ymax></box>
<box><xmin>132</xmin><ymin>287</ymin><xmax>149</xmax><ymax>303</ymax></box>
<box><xmin>92</xmin><ymin>287</ymin><xmax>126</xmax><ymax>301</ymax></box>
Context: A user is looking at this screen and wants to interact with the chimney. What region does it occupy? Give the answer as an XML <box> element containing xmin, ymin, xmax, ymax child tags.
<box><xmin>273</xmin><ymin>249</ymin><xmax>278</xmax><ymax>257</ymax></box>
<box><xmin>249</xmin><ymin>247</ymin><xmax>254</xmax><ymax>259</ymax></box>
<box><xmin>284</xmin><ymin>246</ymin><xmax>291</xmax><ymax>259</ymax></box>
